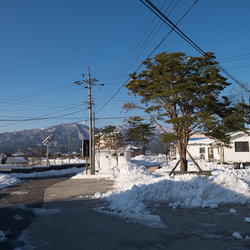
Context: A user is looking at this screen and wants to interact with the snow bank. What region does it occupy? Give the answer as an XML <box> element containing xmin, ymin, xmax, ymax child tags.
<box><xmin>130</xmin><ymin>154</ymin><xmax>166</xmax><ymax>167</ymax></box>
<box><xmin>90</xmin><ymin>157</ymin><xmax>250</xmax><ymax>228</ymax></box>
<box><xmin>0</xmin><ymin>174</ymin><xmax>21</xmax><ymax>189</ymax></box>
<box><xmin>10</xmin><ymin>167</ymin><xmax>85</xmax><ymax>179</ymax></box>
<box><xmin>72</xmin><ymin>166</ymin><xmax>115</xmax><ymax>179</ymax></box>
<box><xmin>1</xmin><ymin>155</ymin><xmax>250</xmax><ymax>229</ymax></box>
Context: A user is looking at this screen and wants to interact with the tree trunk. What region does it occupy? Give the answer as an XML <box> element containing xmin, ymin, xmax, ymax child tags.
<box><xmin>180</xmin><ymin>157</ymin><xmax>188</xmax><ymax>172</ymax></box>
<box><xmin>142</xmin><ymin>142</ymin><xmax>146</xmax><ymax>155</ymax></box>
<box><xmin>220</xmin><ymin>145</ymin><xmax>224</xmax><ymax>164</ymax></box>
<box><xmin>178</xmin><ymin>139</ymin><xmax>188</xmax><ymax>172</ymax></box>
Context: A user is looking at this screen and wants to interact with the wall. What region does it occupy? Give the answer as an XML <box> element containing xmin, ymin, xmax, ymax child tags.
<box><xmin>187</xmin><ymin>144</ymin><xmax>220</xmax><ymax>161</ymax></box>
<box><xmin>95</xmin><ymin>148</ymin><xmax>132</xmax><ymax>169</ymax></box>
<box><xmin>224</xmin><ymin>133</ymin><xmax>250</xmax><ymax>162</ymax></box>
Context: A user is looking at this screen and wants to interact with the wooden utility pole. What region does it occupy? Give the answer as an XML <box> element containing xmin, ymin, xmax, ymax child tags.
<box><xmin>74</xmin><ymin>68</ymin><xmax>103</xmax><ymax>175</ymax></box>
<box><xmin>68</xmin><ymin>137</ymin><xmax>71</xmax><ymax>164</ymax></box>
<box><xmin>88</xmin><ymin>68</ymin><xmax>93</xmax><ymax>175</ymax></box>
<box><xmin>92</xmin><ymin>112</ymin><xmax>96</xmax><ymax>172</ymax></box>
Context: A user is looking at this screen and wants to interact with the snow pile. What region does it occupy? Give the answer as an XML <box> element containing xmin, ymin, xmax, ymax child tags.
<box><xmin>130</xmin><ymin>154</ymin><xmax>165</xmax><ymax>167</ymax></box>
<box><xmin>72</xmin><ymin>166</ymin><xmax>115</xmax><ymax>180</ymax></box>
<box><xmin>88</xmin><ymin>157</ymin><xmax>250</xmax><ymax>227</ymax></box>
<box><xmin>1</xmin><ymin>154</ymin><xmax>250</xmax><ymax>228</ymax></box>
<box><xmin>11</xmin><ymin>166</ymin><xmax>85</xmax><ymax>179</ymax></box>
<box><xmin>0</xmin><ymin>174</ymin><xmax>21</xmax><ymax>189</ymax></box>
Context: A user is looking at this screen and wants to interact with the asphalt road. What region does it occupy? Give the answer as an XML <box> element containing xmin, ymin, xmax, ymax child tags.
<box><xmin>0</xmin><ymin>174</ymin><xmax>76</xmax><ymax>250</ymax></box>
<box><xmin>1</xmin><ymin>174</ymin><xmax>250</xmax><ymax>249</ymax></box>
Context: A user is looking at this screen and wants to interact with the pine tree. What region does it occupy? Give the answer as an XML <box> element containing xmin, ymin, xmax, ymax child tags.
<box><xmin>124</xmin><ymin>51</ymin><xmax>247</xmax><ymax>171</ymax></box>
<box><xmin>125</xmin><ymin>116</ymin><xmax>155</xmax><ymax>155</ymax></box>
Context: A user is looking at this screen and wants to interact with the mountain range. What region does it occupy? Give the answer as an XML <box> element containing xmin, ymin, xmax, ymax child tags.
<box><xmin>0</xmin><ymin>122</ymin><xmax>172</xmax><ymax>154</ymax></box>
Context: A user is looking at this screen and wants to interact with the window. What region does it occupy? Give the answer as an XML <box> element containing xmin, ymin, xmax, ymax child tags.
<box><xmin>199</xmin><ymin>147</ymin><xmax>205</xmax><ymax>154</ymax></box>
<box><xmin>235</xmin><ymin>142</ymin><xmax>249</xmax><ymax>152</ymax></box>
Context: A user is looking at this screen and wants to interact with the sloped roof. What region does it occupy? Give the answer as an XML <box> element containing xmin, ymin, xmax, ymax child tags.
<box><xmin>188</xmin><ymin>138</ymin><xmax>215</xmax><ymax>145</ymax></box>
<box><xmin>1</xmin><ymin>156</ymin><xmax>27</xmax><ymax>165</ymax></box>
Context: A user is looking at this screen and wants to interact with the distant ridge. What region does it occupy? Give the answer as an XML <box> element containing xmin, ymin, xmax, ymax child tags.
<box><xmin>0</xmin><ymin>122</ymin><xmax>172</xmax><ymax>154</ymax></box>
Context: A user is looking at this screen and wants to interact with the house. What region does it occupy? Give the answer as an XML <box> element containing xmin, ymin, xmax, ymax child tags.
<box><xmin>169</xmin><ymin>132</ymin><xmax>221</xmax><ymax>161</ymax></box>
<box><xmin>186</xmin><ymin>131</ymin><xmax>250</xmax><ymax>163</ymax></box>
<box><xmin>187</xmin><ymin>132</ymin><xmax>220</xmax><ymax>161</ymax></box>
<box><xmin>223</xmin><ymin>131</ymin><xmax>250</xmax><ymax>163</ymax></box>
<box><xmin>0</xmin><ymin>153</ymin><xmax>28</xmax><ymax>166</ymax></box>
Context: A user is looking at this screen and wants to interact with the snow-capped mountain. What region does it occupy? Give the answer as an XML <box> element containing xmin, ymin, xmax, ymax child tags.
<box><xmin>0</xmin><ymin>122</ymin><xmax>172</xmax><ymax>154</ymax></box>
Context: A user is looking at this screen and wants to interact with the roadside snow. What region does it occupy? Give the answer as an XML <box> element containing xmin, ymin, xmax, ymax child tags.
<box><xmin>0</xmin><ymin>174</ymin><xmax>21</xmax><ymax>189</ymax></box>
<box><xmin>0</xmin><ymin>230</ymin><xmax>6</xmax><ymax>242</ymax></box>
<box><xmin>91</xmin><ymin>158</ymin><xmax>250</xmax><ymax>227</ymax></box>
<box><xmin>1</xmin><ymin>155</ymin><xmax>250</xmax><ymax>228</ymax></box>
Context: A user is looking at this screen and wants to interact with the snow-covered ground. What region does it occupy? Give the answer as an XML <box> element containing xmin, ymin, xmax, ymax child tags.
<box><xmin>1</xmin><ymin>154</ymin><xmax>250</xmax><ymax>229</ymax></box>
<box><xmin>74</xmin><ymin>155</ymin><xmax>250</xmax><ymax>227</ymax></box>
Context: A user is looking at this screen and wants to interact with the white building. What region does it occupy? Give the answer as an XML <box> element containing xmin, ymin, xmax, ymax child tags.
<box><xmin>95</xmin><ymin>146</ymin><xmax>133</xmax><ymax>169</ymax></box>
<box><xmin>186</xmin><ymin>132</ymin><xmax>220</xmax><ymax>161</ymax></box>
<box><xmin>223</xmin><ymin>131</ymin><xmax>250</xmax><ymax>163</ymax></box>
<box><xmin>186</xmin><ymin>131</ymin><xmax>250</xmax><ymax>163</ymax></box>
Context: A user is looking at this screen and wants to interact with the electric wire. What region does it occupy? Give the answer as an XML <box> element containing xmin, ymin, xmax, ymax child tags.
<box><xmin>93</xmin><ymin>0</ymin><xmax>176</xmax><ymax>109</ymax></box>
<box><xmin>95</xmin><ymin>0</ymin><xmax>198</xmax><ymax>115</ymax></box>
<box><xmin>140</xmin><ymin>0</ymin><xmax>249</xmax><ymax>92</ymax></box>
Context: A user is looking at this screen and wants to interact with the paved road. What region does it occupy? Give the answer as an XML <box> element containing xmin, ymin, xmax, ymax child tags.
<box><xmin>0</xmin><ymin>174</ymin><xmax>77</xmax><ymax>249</ymax></box>
<box><xmin>1</xmin><ymin>174</ymin><xmax>250</xmax><ymax>249</ymax></box>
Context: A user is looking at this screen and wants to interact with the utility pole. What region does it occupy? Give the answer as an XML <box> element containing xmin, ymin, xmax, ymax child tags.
<box><xmin>74</xmin><ymin>68</ymin><xmax>104</xmax><ymax>175</ymax></box>
<box><xmin>68</xmin><ymin>137</ymin><xmax>71</xmax><ymax>164</ymax></box>
<box><xmin>92</xmin><ymin>112</ymin><xmax>96</xmax><ymax>172</ymax></box>
<box><xmin>88</xmin><ymin>68</ymin><xmax>93</xmax><ymax>174</ymax></box>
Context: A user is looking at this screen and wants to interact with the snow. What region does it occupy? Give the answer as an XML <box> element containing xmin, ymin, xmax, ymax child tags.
<box><xmin>188</xmin><ymin>138</ymin><xmax>215</xmax><ymax>145</ymax></box>
<box><xmin>0</xmin><ymin>230</ymin><xmax>6</xmax><ymax>242</ymax></box>
<box><xmin>229</xmin><ymin>208</ymin><xmax>237</xmax><ymax>213</ymax></box>
<box><xmin>1</xmin><ymin>154</ymin><xmax>250</xmax><ymax>228</ymax></box>
<box><xmin>245</xmin><ymin>217</ymin><xmax>250</xmax><ymax>223</ymax></box>
<box><xmin>72</xmin><ymin>155</ymin><xmax>250</xmax><ymax>227</ymax></box>
<box><xmin>0</xmin><ymin>174</ymin><xmax>21</xmax><ymax>189</ymax></box>
<box><xmin>232</xmin><ymin>232</ymin><xmax>243</xmax><ymax>239</ymax></box>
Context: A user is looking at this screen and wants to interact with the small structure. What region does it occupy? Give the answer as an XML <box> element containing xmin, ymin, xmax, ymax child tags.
<box><xmin>187</xmin><ymin>132</ymin><xmax>220</xmax><ymax>162</ymax></box>
<box><xmin>0</xmin><ymin>153</ymin><xmax>28</xmax><ymax>167</ymax></box>
<box><xmin>95</xmin><ymin>146</ymin><xmax>134</xmax><ymax>169</ymax></box>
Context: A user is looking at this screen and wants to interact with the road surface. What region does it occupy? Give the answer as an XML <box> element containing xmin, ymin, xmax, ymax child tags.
<box><xmin>1</xmin><ymin>174</ymin><xmax>250</xmax><ymax>249</ymax></box>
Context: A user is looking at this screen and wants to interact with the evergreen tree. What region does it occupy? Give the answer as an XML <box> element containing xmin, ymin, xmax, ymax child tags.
<box><xmin>124</xmin><ymin>51</ymin><xmax>247</xmax><ymax>171</ymax></box>
<box><xmin>125</xmin><ymin>116</ymin><xmax>155</xmax><ymax>155</ymax></box>
<box><xmin>97</xmin><ymin>125</ymin><xmax>116</xmax><ymax>150</ymax></box>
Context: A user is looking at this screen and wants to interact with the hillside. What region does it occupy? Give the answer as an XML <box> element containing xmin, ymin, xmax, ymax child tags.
<box><xmin>0</xmin><ymin>122</ymin><xmax>172</xmax><ymax>154</ymax></box>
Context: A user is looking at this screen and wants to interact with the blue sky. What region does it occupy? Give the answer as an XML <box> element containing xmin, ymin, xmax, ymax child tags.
<box><xmin>0</xmin><ymin>0</ymin><xmax>250</xmax><ymax>133</ymax></box>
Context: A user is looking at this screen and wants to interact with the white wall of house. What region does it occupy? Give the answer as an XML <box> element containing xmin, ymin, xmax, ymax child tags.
<box><xmin>187</xmin><ymin>142</ymin><xmax>220</xmax><ymax>161</ymax></box>
<box><xmin>95</xmin><ymin>148</ymin><xmax>132</xmax><ymax>169</ymax></box>
<box><xmin>169</xmin><ymin>131</ymin><xmax>250</xmax><ymax>163</ymax></box>
<box><xmin>186</xmin><ymin>132</ymin><xmax>220</xmax><ymax>161</ymax></box>
<box><xmin>224</xmin><ymin>132</ymin><xmax>250</xmax><ymax>162</ymax></box>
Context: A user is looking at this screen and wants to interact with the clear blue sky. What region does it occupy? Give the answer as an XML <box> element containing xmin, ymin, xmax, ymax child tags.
<box><xmin>0</xmin><ymin>0</ymin><xmax>250</xmax><ymax>133</ymax></box>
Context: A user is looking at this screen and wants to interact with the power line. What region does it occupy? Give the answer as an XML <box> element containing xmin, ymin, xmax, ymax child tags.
<box><xmin>227</xmin><ymin>64</ymin><xmax>250</xmax><ymax>70</ymax></box>
<box><xmin>94</xmin><ymin>1</ymin><xmax>181</xmax><ymax>111</ymax></box>
<box><xmin>140</xmin><ymin>0</ymin><xmax>249</xmax><ymax>92</ymax></box>
<box><xmin>95</xmin><ymin>0</ymin><xmax>198</xmax><ymax>114</ymax></box>
<box><xmin>219</xmin><ymin>56</ymin><xmax>250</xmax><ymax>63</ymax></box>
<box><xmin>219</xmin><ymin>53</ymin><xmax>250</xmax><ymax>61</ymax></box>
